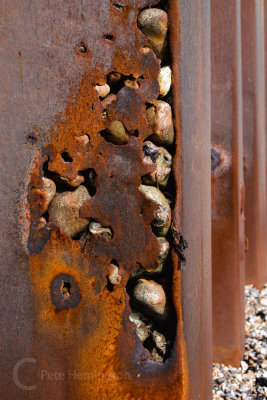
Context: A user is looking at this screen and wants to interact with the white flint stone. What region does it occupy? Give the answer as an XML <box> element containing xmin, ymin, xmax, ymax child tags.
<box><xmin>138</xmin><ymin>184</ymin><xmax>171</xmax><ymax>236</ymax></box>
<box><xmin>158</xmin><ymin>66</ymin><xmax>171</xmax><ymax>97</ymax></box>
<box><xmin>133</xmin><ymin>279</ymin><xmax>166</xmax><ymax>316</ymax></box>
<box><xmin>95</xmin><ymin>83</ymin><xmax>110</xmax><ymax>98</ymax></box>
<box><xmin>146</xmin><ymin>101</ymin><xmax>174</xmax><ymax>146</ymax></box>
<box><xmin>108</xmin><ymin>264</ymin><xmax>121</xmax><ymax>285</ymax></box>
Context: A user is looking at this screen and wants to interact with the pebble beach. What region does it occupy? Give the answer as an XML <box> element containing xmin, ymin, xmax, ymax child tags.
<box><xmin>213</xmin><ymin>284</ymin><xmax>267</xmax><ymax>399</ymax></box>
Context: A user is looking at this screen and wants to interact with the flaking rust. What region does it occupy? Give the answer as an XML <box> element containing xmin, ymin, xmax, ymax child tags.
<box><xmin>25</xmin><ymin>0</ymin><xmax>188</xmax><ymax>399</ymax></box>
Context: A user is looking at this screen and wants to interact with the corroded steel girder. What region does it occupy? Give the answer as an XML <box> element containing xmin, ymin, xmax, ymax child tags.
<box><xmin>0</xmin><ymin>1</ymin><xmax>212</xmax><ymax>399</ymax></box>
<box><xmin>242</xmin><ymin>0</ymin><xmax>267</xmax><ymax>289</ymax></box>
<box><xmin>211</xmin><ymin>0</ymin><xmax>245</xmax><ymax>366</ymax></box>
<box><xmin>264</xmin><ymin>0</ymin><xmax>267</xmax><ymax>282</ymax></box>
<box><xmin>178</xmin><ymin>1</ymin><xmax>212</xmax><ymax>399</ymax></box>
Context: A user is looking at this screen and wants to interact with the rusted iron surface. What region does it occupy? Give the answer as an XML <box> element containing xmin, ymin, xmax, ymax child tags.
<box><xmin>210</xmin><ymin>0</ymin><xmax>245</xmax><ymax>366</ymax></box>
<box><xmin>242</xmin><ymin>0</ymin><xmax>267</xmax><ymax>289</ymax></box>
<box><xmin>0</xmin><ymin>0</ymin><xmax>196</xmax><ymax>399</ymax></box>
<box><xmin>264</xmin><ymin>1</ymin><xmax>267</xmax><ymax>275</ymax></box>
<box><xmin>0</xmin><ymin>0</ymin><xmax>213</xmax><ymax>399</ymax></box>
<box><xmin>175</xmin><ymin>0</ymin><xmax>212</xmax><ymax>399</ymax></box>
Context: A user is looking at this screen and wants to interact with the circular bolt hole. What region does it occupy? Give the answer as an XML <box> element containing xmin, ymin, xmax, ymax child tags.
<box><xmin>61</xmin><ymin>281</ymin><xmax>71</xmax><ymax>299</ymax></box>
<box><xmin>77</xmin><ymin>43</ymin><xmax>88</xmax><ymax>54</ymax></box>
<box><xmin>50</xmin><ymin>273</ymin><xmax>81</xmax><ymax>310</ymax></box>
<box><xmin>26</xmin><ymin>131</ymin><xmax>38</xmax><ymax>145</ymax></box>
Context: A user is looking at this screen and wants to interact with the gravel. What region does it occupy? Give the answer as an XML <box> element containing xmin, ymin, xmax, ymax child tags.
<box><xmin>213</xmin><ymin>283</ymin><xmax>267</xmax><ymax>399</ymax></box>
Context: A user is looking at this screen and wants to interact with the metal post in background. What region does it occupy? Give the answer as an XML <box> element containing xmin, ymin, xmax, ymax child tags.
<box><xmin>242</xmin><ymin>0</ymin><xmax>267</xmax><ymax>289</ymax></box>
<box><xmin>264</xmin><ymin>0</ymin><xmax>267</xmax><ymax>237</ymax></box>
<box><xmin>210</xmin><ymin>0</ymin><xmax>245</xmax><ymax>366</ymax></box>
<box><xmin>178</xmin><ymin>0</ymin><xmax>213</xmax><ymax>398</ymax></box>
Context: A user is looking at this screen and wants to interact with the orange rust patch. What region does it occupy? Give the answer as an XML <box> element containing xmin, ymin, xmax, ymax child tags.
<box><xmin>25</xmin><ymin>0</ymin><xmax>188</xmax><ymax>398</ymax></box>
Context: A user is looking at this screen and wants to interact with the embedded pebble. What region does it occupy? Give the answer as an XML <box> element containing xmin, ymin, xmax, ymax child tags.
<box><xmin>129</xmin><ymin>312</ymin><xmax>144</xmax><ymax>329</ymax></box>
<box><xmin>124</xmin><ymin>79</ymin><xmax>139</xmax><ymax>89</ymax></box>
<box><xmin>146</xmin><ymin>101</ymin><xmax>174</xmax><ymax>146</ymax></box>
<box><xmin>138</xmin><ymin>184</ymin><xmax>171</xmax><ymax>236</ymax></box>
<box><xmin>95</xmin><ymin>83</ymin><xmax>110</xmax><ymax>98</ymax></box>
<box><xmin>144</xmin><ymin>237</ymin><xmax>170</xmax><ymax>274</ymax></box>
<box><xmin>138</xmin><ymin>9</ymin><xmax>168</xmax><ymax>59</ymax></box>
<box><xmin>213</xmin><ymin>283</ymin><xmax>267</xmax><ymax>400</ymax></box>
<box><xmin>152</xmin><ymin>330</ymin><xmax>167</xmax><ymax>355</ymax></box>
<box><xmin>75</xmin><ymin>134</ymin><xmax>90</xmax><ymax>147</ymax></box>
<box><xmin>158</xmin><ymin>66</ymin><xmax>171</xmax><ymax>97</ymax></box>
<box><xmin>35</xmin><ymin>177</ymin><xmax>56</xmax><ymax>214</ymax></box>
<box><xmin>89</xmin><ymin>222</ymin><xmax>113</xmax><ymax>240</ymax></box>
<box><xmin>133</xmin><ymin>278</ymin><xmax>166</xmax><ymax>316</ymax></box>
<box><xmin>48</xmin><ymin>185</ymin><xmax>90</xmax><ymax>237</ymax></box>
<box><xmin>42</xmin><ymin>177</ymin><xmax>56</xmax><ymax>205</ymax></box>
<box><xmin>129</xmin><ymin>312</ymin><xmax>151</xmax><ymax>342</ymax></box>
<box><xmin>37</xmin><ymin>217</ymin><xmax>47</xmax><ymax>229</ymax></box>
<box><xmin>157</xmin><ymin>236</ymin><xmax>170</xmax><ymax>264</ymax></box>
<box><xmin>57</xmin><ymin>174</ymin><xmax>85</xmax><ymax>188</ymax></box>
<box><xmin>106</xmin><ymin>120</ymin><xmax>129</xmax><ymax>144</ymax></box>
<box><xmin>107</xmin><ymin>263</ymin><xmax>121</xmax><ymax>285</ymax></box>
<box><xmin>142</xmin><ymin>141</ymin><xmax>172</xmax><ymax>188</ymax></box>
<box><xmin>150</xmin><ymin>347</ymin><xmax>163</xmax><ymax>363</ymax></box>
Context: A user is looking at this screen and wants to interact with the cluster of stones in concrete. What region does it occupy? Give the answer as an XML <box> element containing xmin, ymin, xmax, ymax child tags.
<box><xmin>33</xmin><ymin>3</ymin><xmax>173</xmax><ymax>363</ymax></box>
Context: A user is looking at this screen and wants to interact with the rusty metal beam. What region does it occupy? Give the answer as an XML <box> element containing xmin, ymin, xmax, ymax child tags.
<box><xmin>0</xmin><ymin>1</ymin><xmax>214</xmax><ymax>399</ymax></box>
<box><xmin>265</xmin><ymin>0</ymin><xmax>267</xmax><ymax>257</ymax></box>
<box><xmin>242</xmin><ymin>0</ymin><xmax>267</xmax><ymax>289</ymax></box>
<box><xmin>177</xmin><ymin>0</ymin><xmax>213</xmax><ymax>398</ymax></box>
<box><xmin>210</xmin><ymin>0</ymin><xmax>245</xmax><ymax>366</ymax></box>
